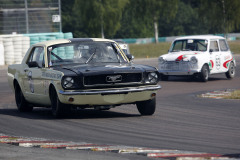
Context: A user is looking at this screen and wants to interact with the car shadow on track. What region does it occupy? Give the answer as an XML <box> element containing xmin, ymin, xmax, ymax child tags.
<box><xmin>160</xmin><ymin>75</ymin><xmax>227</xmax><ymax>82</ymax></box>
<box><xmin>0</xmin><ymin>107</ymin><xmax>141</xmax><ymax>120</ymax></box>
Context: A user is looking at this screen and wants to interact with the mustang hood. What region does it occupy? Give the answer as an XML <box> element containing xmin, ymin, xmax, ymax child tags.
<box><xmin>162</xmin><ymin>52</ymin><xmax>201</xmax><ymax>61</ymax></box>
<box><xmin>57</xmin><ymin>63</ymin><xmax>157</xmax><ymax>76</ymax></box>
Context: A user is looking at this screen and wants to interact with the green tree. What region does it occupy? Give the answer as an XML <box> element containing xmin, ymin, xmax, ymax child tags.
<box><xmin>72</xmin><ymin>0</ymin><xmax>128</xmax><ymax>38</ymax></box>
<box><xmin>115</xmin><ymin>0</ymin><xmax>153</xmax><ymax>38</ymax></box>
<box><xmin>116</xmin><ymin>0</ymin><xmax>178</xmax><ymax>41</ymax></box>
<box><xmin>159</xmin><ymin>0</ymin><xmax>208</xmax><ymax>36</ymax></box>
<box><xmin>199</xmin><ymin>0</ymin><xmax>240</xmax><ymax>35</ymax></box>
<box><xmin>147</xmin><ymin>0</ymin><xmax>178</xmax><ymax>43</ymax></box>
<box><xmin>62</xmin><ymin>0</ymin><xmax>75</xmax><ymax>34</ymax></box>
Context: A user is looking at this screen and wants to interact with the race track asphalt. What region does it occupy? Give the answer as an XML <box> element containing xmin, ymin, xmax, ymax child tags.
<box><xmin>0</xmin><ymin>55</ymin><xmax>239</xmax><ymax>159</ymax></box>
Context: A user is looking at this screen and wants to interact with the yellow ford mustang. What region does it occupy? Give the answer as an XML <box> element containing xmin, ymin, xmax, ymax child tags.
<box><xmin>8</xmin><ymin>38</ymin><xmax>161</xmax><ymax>118</ymax></box>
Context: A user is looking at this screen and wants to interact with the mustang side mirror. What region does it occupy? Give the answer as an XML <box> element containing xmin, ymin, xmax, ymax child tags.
<box><xmin>126</xmin><ymin>54</ymin><xmax>134</xmax><ymax>61</ymax></box>
<box><xmin>28</xmin><ymin>61</ymin><xmax>40</xmax><ymax>68</ymax></box>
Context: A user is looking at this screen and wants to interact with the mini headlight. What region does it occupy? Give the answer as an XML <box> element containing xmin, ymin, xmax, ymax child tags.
<box><xmin>63</xmin><ymin>77</ymin><xmax>74</xmax><ymax>88</ymax></box>
<box><xmin>190</xmin><ymin>56</ymin><xmax>198</xmax><ymax>64</ymax></box>
<box><xmin>145</xmin><ymin>72</ymin><xmax>158</xmax><ymax>83</ymax></box>
<box><xmin>159</xmin><ymin>57</ymin><xmax>165</xmax><ymax>64</ymax></box>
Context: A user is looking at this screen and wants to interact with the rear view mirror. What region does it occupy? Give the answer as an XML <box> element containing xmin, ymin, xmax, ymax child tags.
<box><xmin>126</xmin><ymin>54</ymin><xmax>134</xmax><ymax>61</ymax></box>
<box><xmin>28</xmin><ymin>61</ymin><xmax>40</xmax><ymax>68</ymax></box>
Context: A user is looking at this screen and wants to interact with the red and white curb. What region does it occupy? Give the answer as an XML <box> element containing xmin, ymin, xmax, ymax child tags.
<box><xmin>0</xmin><ymin>134</ymin><xmax>238</xmax><ymax>160</ymax></box>
<box><xmin>200</xmin><ymin>89</ymin><xmax>235</xmax><ymax>99</ymax></box>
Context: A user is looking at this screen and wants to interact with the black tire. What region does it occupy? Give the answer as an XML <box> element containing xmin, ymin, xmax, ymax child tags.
<box><xmin>136</xmin><ymin>98</ymin><xmax>156</xmax><ymax>116</ymax></box>
<box><xmin>14</xmin><ymin>83</ymin><xmax>33</xmax><ymax>112</ymax></box>
<box><xmin>225</xmin><ymin>62</ymin><xmax>235</xmax><ymax>79</ymax></box>
<box><xmin>50</xmin><ymin>88</ymin><xmax>70</xmax><ymax>118</ymax></box>
<box><xmin>199</xmin><ymin>65</ymin><xmax>209</xmax><ymax>82</ymax></box>
<box><xmin>160</xmin><ymin>74</ymin><xmax>169</xmax><ymax>81</ymax></box>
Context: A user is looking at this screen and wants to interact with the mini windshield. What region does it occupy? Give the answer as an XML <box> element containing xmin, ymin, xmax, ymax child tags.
<box><xmin>170</xmin><ymin>39</ymin><xmax>208</xmax><ymax>52</ymax></box>
<box><xmin>47</xmin><ymin>42</ymin><xmax>127</xmax><ymax>66</ymax></box>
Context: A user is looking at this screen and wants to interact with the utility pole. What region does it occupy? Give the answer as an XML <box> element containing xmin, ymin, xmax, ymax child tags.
<box><xmin>24</xmin><ymin>0</ymin><xmax>29</xmax><ymax>33</ymax></box>
<box><xmin>221</xmin><ymin>0</ymin><xmax>226</xmax><ymax>38</ymax></box>
<box><xmin>58</xmin><ymin>0</ymin><xmax>62</xmax><ymax>32</ymax></box>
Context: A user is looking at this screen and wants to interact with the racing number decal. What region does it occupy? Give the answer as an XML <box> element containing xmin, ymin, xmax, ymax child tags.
<box><xmin>27</xmin><ymin>71</ymin><xmax>34</xmax><ymax>93</ymax></box>
<box><xmin>215</xmin><ymin>55</ymin><xmax>221</xmax><ymax>70</ymax></box>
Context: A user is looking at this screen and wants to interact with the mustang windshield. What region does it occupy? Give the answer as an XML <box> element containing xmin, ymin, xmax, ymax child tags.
<box><xmin>48</xmin><ymin>42</ymin><xmax>127</xmax><ymax>66</ymax></box>
<box><xmin>170</xmin><ymin>39</ymin><xmax>208</xmax><ymax>52</ymax></box>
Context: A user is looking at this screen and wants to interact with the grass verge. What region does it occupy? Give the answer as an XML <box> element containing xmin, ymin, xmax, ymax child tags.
<box><xmin>129</xmin><ymin>41</ymin><xmax>240</xmax><ymax>58</ymax></box>
<box><xmin>224</xmin><ymin>90</ymin><xmax>240</xmax><ymax>99</ymax></box>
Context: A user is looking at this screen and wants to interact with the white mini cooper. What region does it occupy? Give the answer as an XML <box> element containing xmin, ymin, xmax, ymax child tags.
<box><xmin>158</xmin><ymin>35</ymin><xmax>236</xmax><ymax>82</ymax></box>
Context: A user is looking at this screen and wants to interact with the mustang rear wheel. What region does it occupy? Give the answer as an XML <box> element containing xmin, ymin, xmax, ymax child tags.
<box><xmin>225</xmin><ymin>62</ymin><xmax>235</xmax><ymax>79</ymax></box>
<box><xmin>50</xmin><ymin>88</ymin><xmax>70</xmax><ymax>118</ymax></box>
<box><xmin>14</xmin><ymin>83</ymin><xmax>33</xmax><ymax>112</ymax></box>
<box><xmin>136</xmin><ymin>98</ymin><xmax>156</xmax><ymax>115</ymax></box>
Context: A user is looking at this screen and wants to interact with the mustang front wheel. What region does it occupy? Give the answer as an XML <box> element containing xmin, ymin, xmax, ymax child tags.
<box><xmin>50</xmin><ymin>88</ymin><xmax>70</xmax><ymax>118</ymax></box>
<box><xmin>136</xmin><ymin>98</ymin><xmax>156</xmax><ymax>115</ymax></box>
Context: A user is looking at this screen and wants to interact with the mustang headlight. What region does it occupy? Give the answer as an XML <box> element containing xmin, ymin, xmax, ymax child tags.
<box><xmin>145</xmin><ymin>72</ymin><xmax>158</xmax><ymax>84</ymax></box>
<box><xmin>158</xmin><ymin>57</ymin><xmax>165</xmax><ymax>64</ymax></box>
<box><xmin>63</xmin><ymin>77</ymin><xmax>74</xmax><ymax>88</ymax></box>
<box><xmin>190</xmin><ymin>56</ymin><xmax>198</xmax><ymax>64</ymax></box>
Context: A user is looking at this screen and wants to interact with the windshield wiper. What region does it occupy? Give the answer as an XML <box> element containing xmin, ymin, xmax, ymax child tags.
<box><xmin>182</xmin><ymin>49</ymin><xmax>191</xmax><ymax>51</ymax></box>
<box><xmin>85</xmin><ymin>48</ymin><xmax>96</xmax><ymax>64</ymax></box>
<box><xmin>172</xmin><ymin>50</ymin><xmax>180</xmax><ymax>52</ymax></box>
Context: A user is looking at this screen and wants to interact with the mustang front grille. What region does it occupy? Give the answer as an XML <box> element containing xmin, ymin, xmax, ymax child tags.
<box><xmin>83</xmin><ymin>73</ymin><xmax>142</xmax><ymax>87</ymax></box>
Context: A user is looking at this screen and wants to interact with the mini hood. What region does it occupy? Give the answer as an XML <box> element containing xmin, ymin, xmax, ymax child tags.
<box><xmin>161</xmin><ymin>51</ymin><xmax>201</xmax><ymax>61</ymax></box>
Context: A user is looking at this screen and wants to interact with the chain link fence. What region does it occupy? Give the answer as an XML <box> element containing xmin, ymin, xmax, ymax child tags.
<box><xmin>0</xmin><ymin>0</ymin><xmax>61</xmax><ymax>34</ymax></box>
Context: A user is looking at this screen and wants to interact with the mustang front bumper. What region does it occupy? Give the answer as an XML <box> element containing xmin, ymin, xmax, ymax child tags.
<box><xmin>58</xmin><ymin>85</ymin><xmax>161</xmax><ymax>105</ymax></box>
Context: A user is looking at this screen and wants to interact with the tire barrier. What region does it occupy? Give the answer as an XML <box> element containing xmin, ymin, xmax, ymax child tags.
<box><xmin>30</xmin><ymin>36</ymin><xmax>39</xmax><ymax>46</ymax></box>
<box><xmin>0</xmin><ymin>32</ymin><xmax>73</xmax><ymax>65</ymax></box>
<box><xmin>3</xmin><ymin>37</ymin><xmax>14</xmax><ymax>65</ymax></box>
<box><xmin>13</xmin><ymin>36</ymin><xmax>23</xmax><ymax>64</ymax></box>
<box><xmin>0</xmin><ymin>38</ymin><xmax>4</xmax><ymax>66</ymax></box>
<box><xmin>22</xmin><ymin>36</ymin><xmax>30</xmax><ymax>58</ymax></box>
<box><xmin>64</xmin><ymin>32</ymin><xmax>73</xmax><ymax>39</ymax></box>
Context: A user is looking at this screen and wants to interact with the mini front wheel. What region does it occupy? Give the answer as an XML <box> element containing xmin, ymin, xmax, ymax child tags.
<box><xmin>225</xmin><ymin>62</ymin><xmax>235</xmax><ymax>79</ymax></box>
<box><xmin>136</xmin><ymin>98</ymin><xmax>156</xmax><ymax>115</ymax></box>
<box><xmin>199</xmin><ymin>65</ymin><xmax>209</xmax><ymax>82</ymax></box>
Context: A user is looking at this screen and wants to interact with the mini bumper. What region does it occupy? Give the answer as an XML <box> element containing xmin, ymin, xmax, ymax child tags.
<box><xmin>159</xmin><ymin>70</ymin><xmax>200</xmax><ymax>75</ymax></box>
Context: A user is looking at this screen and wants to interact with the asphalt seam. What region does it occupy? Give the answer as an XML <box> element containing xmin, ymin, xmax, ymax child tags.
<box><xmin>0</xmin><ymin>133</ymin><xmax>238</xmax><ymax>160</ymax></box>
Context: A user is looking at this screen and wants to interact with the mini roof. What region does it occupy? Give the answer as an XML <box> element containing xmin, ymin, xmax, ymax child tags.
<box><xmin>175</xmin><ymin>35</ymin><xmax>225</xmax><ymax>41</ymax></box>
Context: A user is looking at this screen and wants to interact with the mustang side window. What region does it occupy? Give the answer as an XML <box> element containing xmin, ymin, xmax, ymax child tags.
<box><xmin>28</xmin><ymin>47</ymin><xmax>44</xmax><ymax>68</ymax></box>
<box><xmin>219</xmin><ymin>39</ymin><xmax>229</xmax><ymax>51</ymax></box>
<box><xmin>209</xmin><ymin>40</ymin><xmax>219</xmax><ymax>52</ymax></box>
